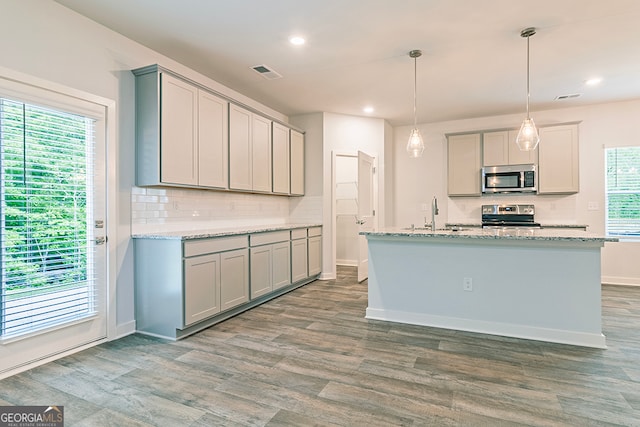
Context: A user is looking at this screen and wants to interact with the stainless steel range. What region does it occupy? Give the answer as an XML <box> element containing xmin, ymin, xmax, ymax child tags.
<box><xmin>481</xmin><ymin>204</ymin><xmax>540</xmax><ymax>228</ymax></box>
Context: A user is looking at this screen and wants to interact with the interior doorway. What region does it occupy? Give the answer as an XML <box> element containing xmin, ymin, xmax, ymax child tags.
<box><xmin>332</xmin><ymin>151</ymin><xmax>377</xmax><ymax>282</ymax></box>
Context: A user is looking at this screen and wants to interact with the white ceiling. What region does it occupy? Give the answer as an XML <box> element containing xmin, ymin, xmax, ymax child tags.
<box><xmin>55</xmin><ymin>0</ymin><xmax>640</xmax><ymax>126</ymax></box>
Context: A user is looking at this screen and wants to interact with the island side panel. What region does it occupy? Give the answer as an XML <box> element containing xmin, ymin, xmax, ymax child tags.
<box><xmin>365</xmin><ymin>236</ymin><xmax>605</xmax><ymax>348</ymax></box>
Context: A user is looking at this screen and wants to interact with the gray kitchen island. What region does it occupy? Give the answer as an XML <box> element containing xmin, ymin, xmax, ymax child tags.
<box><xmin>361</xmin><ymin>227</ymin><xmax>617</xmax><ymax>348</ymax></box>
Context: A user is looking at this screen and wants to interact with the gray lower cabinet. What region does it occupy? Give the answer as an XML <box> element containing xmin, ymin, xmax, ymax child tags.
<box><xmin>291</xmin><ymin>229</ymin><xmax>308</xmax><ymax>283</ymax></box>
<box><xmin>184</xmin><ymin>252</ymin><xmax>220</xmax><ymax>326</ymax></box>
<box><xmin>135</xmin><ymin>226</ymin><xmax>321</xmax><ymax>340</ymax></box>
<box><xmin>219</xmin><ymin>248</ymin><xmax>250</xmax><ymax>311</ymax></box>
<box><xmin>308</xmin><ymin>227</ymin><xmax>322</xmax><ymax>276</ymax></box>
<box><xmin>250</xmin><ymin>231</ymin><xmax>291</xmax><ymax>299</ymax></box>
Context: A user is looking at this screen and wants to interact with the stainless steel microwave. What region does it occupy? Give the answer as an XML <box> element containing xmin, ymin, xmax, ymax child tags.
<box><xmin>481</xmin><ymin>164</ymin><xmax>537</xmax><ymax>193</ymax></box>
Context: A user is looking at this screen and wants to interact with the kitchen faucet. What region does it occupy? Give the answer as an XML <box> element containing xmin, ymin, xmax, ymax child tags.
<box><xmin>431</xmin><ymin>196</ymin><xmax>439</xmax><ymax>231</ymax></box>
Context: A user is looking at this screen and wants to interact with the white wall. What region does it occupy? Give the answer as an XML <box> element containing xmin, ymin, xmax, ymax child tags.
<box><xmin>291</xmin><ymin>112</ymin><xmax>387</xmax><ymax>279</ymax></box>
<box><xmin>392</xmin><ymin>99</ymin><xmax>640</xmax><ymax>286</ymax></box>
<box><xmin>0</xmin><ymin>1</ymin><xmax>293</xmax><ymax>336</ymax></box>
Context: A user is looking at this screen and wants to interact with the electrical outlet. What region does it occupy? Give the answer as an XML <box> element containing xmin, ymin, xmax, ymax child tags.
<box><xmin>588</xmin><ymin>202</ymin><xmax>599</xmax><ymax>211</ymax></box>
<box><xmin>463</xmin><ymin>277</ymin><xmax>473</xmax><ymax>291</ymax></box>
<box><xmin>420</xmin><ymin>203</ymin><xmax>429</xmax><ymax>211</ymax></box>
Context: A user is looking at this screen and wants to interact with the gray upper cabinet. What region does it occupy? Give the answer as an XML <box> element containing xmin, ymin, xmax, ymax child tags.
<box><xmin>272</xmin><ymin>122</ymin><xmax>291</xmax><ymax>194</ymax></box>
<box><xmin>290</xmin><ymin>129</ymin><xmax>305</xmax><ymax>196</ymax></box>
<box><xmin>447</xmin><ymin>133</ymin><xmax>482</xmax><ymax>196</ymax></box>
<box><xmin>229</xmin><ymin>104</ymin><xmax>252</xmax><ymax>191</ymax></box>
<box><xmin>134</xmin><ymin>64</ymin><xmax>303</xmax><ymax>196</ymax></box>
<box><xmin>538</xmin><ymin>124</ymin><xmax>579</xmax><ymax>194</ymax></box>
<box><xmin>483</xmin><ymin>130</ymin><xmax>538</xmax><ymax>166</ymax></box>
<box><xmin>198</xmin><ymin>90</ymin><xmax>229</xmax><ymax>189</ymax></box>
<box><xmin>134</xmin><ymin>67</ymin><xmax>228</xmax><ymax>189</ymax></box>
<box><xmin>229</xmin><ymin>104</ymin><xmax>273</xmax><ymax>193</ymax></box>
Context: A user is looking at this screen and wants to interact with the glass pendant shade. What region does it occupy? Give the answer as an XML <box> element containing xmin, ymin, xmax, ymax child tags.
<box><xmin>407</xmin><ymin>128</ymin><xmax>425</xmax><ymax>158</ymax></box>
<box><xmin>515</xmin><ymin>117</ymin><xmax>540</xmax><ymax>151</ymax></box>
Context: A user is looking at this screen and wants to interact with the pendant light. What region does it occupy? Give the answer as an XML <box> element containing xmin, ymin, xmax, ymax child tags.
<box><xmin>515</xmin><ymin>27</ymin><xmax>540</xmax><ymax>151</ymax></box>
<box><xmin>406</xmin><ymin>49</ymin><xmax>425</xmax><ymax>158</ymax></box>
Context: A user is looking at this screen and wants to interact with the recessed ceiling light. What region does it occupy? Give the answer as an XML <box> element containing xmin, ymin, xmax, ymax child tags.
<box><xmin>585</xmin><ymin>77</ymin><xmax>603</xmax><ymax>86</ymax></box>
<box><xmin>289</xmin><ymin>36</ymin><xmax>306</xmax><ymax>46</ymax></box>
<box><xmin>363</xmin><ymin>106</ymin><xmax>374</xmax><ymax>114</ymax></box>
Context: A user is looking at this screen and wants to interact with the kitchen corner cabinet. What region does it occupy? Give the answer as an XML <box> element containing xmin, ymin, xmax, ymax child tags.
<box><xmin>290</xmin><ymin>130</ymin><xmax>305</xmax><ymax>196</ymax></box>
<box><xmin>538</xmin><ymin>124</ymin><xmax>579</xmax><ymax>194</ymax></box>
<box><xmin>447</xmin><ymin>133</ymin><xmax>482</xmax><ymax>196</ymax></box>
<box><xmin>483</xmin><ymin>130</ymin><xmax>538</xmax><ymax>166</ymax></box>
<box><xmin>229</xmin><ymin>104</ymin><xmax>273</xmax><ymax>192</ymax></box>
<box><xmin>272</xmin><ymin>123</ymin><xmax>291</xmax><ymax>194</ymax></box>
<box><xmin>134</xmin><ymin>68</ymin><xmax>228</xmax><ymax>188</ymax></box>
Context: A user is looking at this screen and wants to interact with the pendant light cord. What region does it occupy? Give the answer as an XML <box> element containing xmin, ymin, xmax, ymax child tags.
<box><xmin>413</xmin><ymin>55</ymin><xmax>418</xmax><ymax>127</ymax></box>
<box><xmin>526</xmin><ymin>33</ymin><xmax>531</xmax><ymax>119</ymax></box>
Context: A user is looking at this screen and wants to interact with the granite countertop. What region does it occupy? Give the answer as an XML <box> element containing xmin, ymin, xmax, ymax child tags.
<box><xmin>361</xmin><ymin>227</ymin><xmax>617</xmax><ymax>243</ymax></box>
<box><xmin>445</xmin><ymin>223</ymin><xmax>589</xmax><ymax>229</ymax></box>
<box><xmin>132</xmin><ymin>223</ymin><xmax>322</xmax><ymax>240</ymax></box>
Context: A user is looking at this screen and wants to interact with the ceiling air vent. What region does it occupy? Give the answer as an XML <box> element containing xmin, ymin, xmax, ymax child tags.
<box><xmin>251</xmin><ymin>64</ymin><xmax>282</xmax><ymax>80</ymax></box>
<box><xmin>554</xmin><ymin>93</ymin><xmax>581</xmax><ymax>100</ymax></box>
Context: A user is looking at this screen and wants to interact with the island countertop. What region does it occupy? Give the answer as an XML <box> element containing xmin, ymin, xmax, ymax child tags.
<box><xmin>363</xmin><ymin>225</ymin><xmax>613</xmax><ymax>348</ymax></box>
<box><xmin>361</xmin><ymin>227</ymin><xmax>617</xmax><ymax>243</ymax></box>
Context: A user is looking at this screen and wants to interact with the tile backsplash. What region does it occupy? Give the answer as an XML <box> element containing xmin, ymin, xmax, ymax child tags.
<box><xmin>131</xmin><ymin>186</ymin><xmax>322</xmax><ymax>234</ymax></box>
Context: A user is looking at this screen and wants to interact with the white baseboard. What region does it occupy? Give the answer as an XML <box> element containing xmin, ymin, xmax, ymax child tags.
<box><xmin>336</xmin><ymin>259</ymin><xmax>357</xmax><ymax>267</ymax></box>
<box><xmin>115</xmin><ymin>320</ymin><xmax>136</xmax><ymax>339</ymax></box>
<box><xmin>365</xmin><ymin>308</ymin><xmax>607</xmax><ymax>349</ymax></box>
<box><xmin>602</xmin><ymin>276</ymin><xmax>640</xmax><ymax>286</ymax></box>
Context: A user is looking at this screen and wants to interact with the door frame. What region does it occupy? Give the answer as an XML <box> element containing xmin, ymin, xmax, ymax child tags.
<box><xmin>331</xmin><ymin>150</ymin><xmax>378</xmax><ymax>278</ymax></box>
<box><xmin>0</xmin><ymin>65</ymin><xmax>117</xmax><ymax>378</ymax></box>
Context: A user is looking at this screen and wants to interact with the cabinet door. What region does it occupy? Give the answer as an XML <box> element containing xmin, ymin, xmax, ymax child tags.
<box><xmin>272</xmin><ymin>241</ymin><xmax>291</xmax><ymax>290</ymax></box>
<box><xmin>291</xmin><ymin>238</ymin><xmax>308</xmax><ymax>282</ymax></box>
<box><xmin>272</xmin><ymin>123</ymin><xmax>291</xmax><ymax>194</ymax></box>
<box><xmin>308</xmin><ymin>236</ymin><xmax>322</xmax><ymax>276</ymax></box>
<box><xmin>160</xmin><ymin>73</ymin><xmax>198</xmax><ymax>185</ymax></box>
<box><xmin>290</xmin><ymin>130</ymin><xmax>305</xmax><ymax>195</ymax></box>
<box><xmin>229</xmin><ymin>104</ymin><xmax>252</xmax><ymax>190</ymax></box>
<box><xmin>483</xmin><ymin>131</ymin><xmax>509</xmax><ymax>166</ymax></box>
<box><xmin>198</xmin><ymin>90</ymin><xmax>228</xmax><ymax>188</ymax></box>
<box><xmin>483</xmin><ymin>130</ymin><xmax>537</xmax><ymax>166</ymax></box>
<box><xmin>447</xmin><ymin>133</ymin><xmax>481</xmax><ymax>196</ymax></box>
<box><xmin>538</xmin><ymin>124</ymin><xmax>579</xmax><ymax>194</ymax></box>
<box><xmin>250</xmin><ymin>245</ymin><xmax>272</xmax><ymax>299</ymax></box>
<box><xmin>184</xmin><ymin>253</ymin><xmax>220</xmax><ymax>326</ymax></box>
<box><xmin>220</xmin><ymin>248</ymin><xmax>249</xmax><ymax>311</ymax></box>
<box><xmin>507</xmin><ymin>130</ymin><xmax>538</xmax><ymax>165</ymax></box>
<box><xmin>252</xmin><ymin>114</ymin><xmax>273</xmax><ymax>192</ymax></box>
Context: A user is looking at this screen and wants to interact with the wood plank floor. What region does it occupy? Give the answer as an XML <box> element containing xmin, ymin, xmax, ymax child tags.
<box><xmin>1</xmin><ymin>266</ymin><xmax>640</xmax><ymax>426</ymax></box>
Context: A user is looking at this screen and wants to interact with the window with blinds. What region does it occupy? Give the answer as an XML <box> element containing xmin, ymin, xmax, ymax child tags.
<box><xmin>606</xmin><ymin>147</ymin><xmax>640</xmax><ymax>238</ymax></box>
<box><xmin>0</xmin><ymin>97</ymin><xmax>97</xmax><ymax>339</ymax></box>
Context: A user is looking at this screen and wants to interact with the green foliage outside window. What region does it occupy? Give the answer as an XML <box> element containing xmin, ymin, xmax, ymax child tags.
<box><xmin>606</xmin><ymin>147</ymin><xmax>640</xmax><ymax>236</ymax></box>
<box><xmin>1</xmin><ymin>99</ymin><xmax>89</xmax><ymax>292</ymax></box>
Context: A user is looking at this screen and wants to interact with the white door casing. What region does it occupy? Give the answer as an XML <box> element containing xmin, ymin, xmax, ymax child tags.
<box><xmin>0</xmin><ymin>72</ymin><xmax>110</xmax><ymax>379</ymax></box>
<box><xmin>357</xmin><ymin>151</ymin><xmax>376</xmax><ymax>283</ymax></box>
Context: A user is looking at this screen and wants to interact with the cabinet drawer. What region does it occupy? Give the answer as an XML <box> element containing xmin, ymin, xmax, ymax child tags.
<box><xmin>308</xmin><ymin>227</ymin><xmax>322</xmax><ymax>237</ymax></box>
<box><xmin>250</xmin><ymin>230</ymin><xmax>290</xmax><ymax>246</ymax></box>
<box><xmin>184</xmin><ymin>235</ymin><xmax>248</xmax><ymax>258</ymax></box>
<box><xmin>291</xmin><ymin>228</ymin><xmax>307</xmax><ymax>240</ymax></box>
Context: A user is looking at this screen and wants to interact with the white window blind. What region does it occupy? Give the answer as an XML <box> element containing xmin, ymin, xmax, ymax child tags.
<box><xmin>606</xmin><ymin>147</ymin><xmax>640</xmax><ymax>237</ymax></box>
<box><xmin>0</xmin><ymin>97</ymin><xmax>97</xmax><ymax>339</ymax></box>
